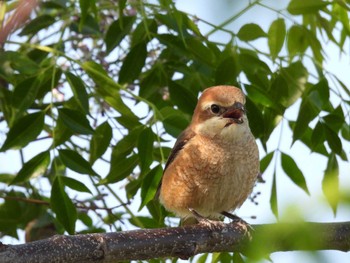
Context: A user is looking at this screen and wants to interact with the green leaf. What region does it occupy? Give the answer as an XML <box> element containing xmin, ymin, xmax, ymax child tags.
<box><xmin>101</xmin><ymin>154</ymin><xmax>139</xmax><ymax>184</ymax></box>
<box><xmin>53</xmin><ymin>117</ymin><xmax>74</xmax><ymax>147</ymax></box>
<box><xmin>261</xmin><ymin>109</ymin><xmax>283</xmax><ymax>146</ymax></box>
<box><xmin>270</xmin><ymin>172</ymin><xmax>278</xmax><ymax>218</ymax></box>
<box><xmin>233</xmin><ymin>252</ymin><xmax>245</xmax><ymax>263</ymax></box>
<box><xmin>239</xmin><ymin>52</ymin><xmax>271</xmax><ymax>76</ymax></box>
<box><xmin>245</xmin><ymin>97</ymin><xmax>265</xmax><ymax>139</ymax></box>
<box><xmin>65</xmin><ymin>72</ymin><xmax>89</xmax><ymax>114</ymax></box>
<box><xmin>146</xmin><ymin>199</ymin><xmax>167</xmax><ymax>225</ymax></box>
<box><xmin>129</xmin><ymin>215</ymin><xmax>162</xmax><ymax>229</ymax></box>
<box><xmin>58</xmin><ymin>108</ymin><xmax>93</xmax><ymax>135</ymax></box>
<box><xmin>100</xmin><ymin>130</ymin><xmax>142</xmax><ymax>184</ymax></box>
<box><xmin>268</xmin><ymin>19</ymin><xmax>286</xmax><ymax>60</ymax></box>
<box><xmin>137</xmin><ymin>127</ymin><xmax>155</xmax><ymax>174</ymax></box>
<box><xmin>139</xmin><ymin>62</ymin><xmax>167</xmax><ymax>101</ymax></box>
<box><xmin>281</xmin><ymin>152</ymin><xmax>309</xmax><ymax>195</ymax></box>
<box><xmin>323</xmin><ymin>106</ymin><xmax>345</xmax><ymax>133</ymax></box>
<box><xmin>307</xmin><ymin>29</ymin><xmax>324</xmax><ymax>63</ymax></box>
<box><xmin>79</xmin><ymin>0</ymin><xmax>90</xmax><ymax>27</ymax></box>
<box><xmin>81</xmin><ymin>61</ymin><xmax>121</xmax><ymax>89</ymax></box>
<box><xmin>287</xmin><ymin>25</ymin><xmax>308</xmax><ymax>58</ymax></box>
<box><xmin>293</xmin><ymin>96</ymin><xmax>320</xmax><ymax>142</ymax></box>
<box><xmin>342</xmin><ymin>123</ymin><xmax>350</xmax><ymax>141</ymax></box>
<box><xmin>131</xmin><ymin>19</ymin><xmax>158</xmax><ymax>47</ymax></box>
<box><xmin>51</xmin><ymin>176</ymin><xmax>77</xmax><ymax>234</ymax></box>
<box><xmin>311</xmin><ymin>122</ymin><xmax>326</xmax><ymax>151</ymax></box>
<box><xmin>12</xmin><ymin>77</ymin><xmax>41</xmax><ymax>116</ymax></box>
<box><xmin>11</xmin><ymin>151</ymin><xmax>50</xmax><ymax>185</ymax></box>
<box><xmin>260</xmin><ymin>152</ymin><xmax>274</xmax><ymax>174</ymax></box>
<box><xmin>139</xmin><ymin>165</ymin><xmax>163</xmax><ymax>210</ymax></box>
<box><xmin>153</xmin><ymin>146</ymin><xmax>171</xmax><ymax>164</ymax></box>
<box><xmin>245</xmin><ymin>85</ymin><xmax>279</xmax><ymax>110</ymax></box>
<box><xmin>186</xmin><ymin>37</ymin><xmax>216</xmax><ymax>66</ymax></box>
<box><xmin>287</xmin><ymin>0</ymin><xmax>330</xmax><ymax>15</ymax></box>
<box><xmin>0</xmin><ymin>174</ymin><xmax>15</xmax><ymax>184</ymax></box>
<box><xmin>215</xmin><ymin>49</ymin><xmax>239</xmax><ymax>85</ymax></box>
<box><xmin>113</xmin><ymin>126</ymin><xmax>143</xmax><ymax>157</ymax></box>
<box><xmin>216</xmin><ymin>59</ymin><xmax>237</xmax><ymax>85</ymax></box>
<box><xmin>70</xmin><ymin>14</ymin><xmax>100</xmax><ymax>36</ymax></box>
<box><xmin>281</xmin><ymin>62</ymin><xmax>308</xmax><ymax>104</ymax></box>
<box><xmin>117</xmin><ymin>0</ymin><xmax>127</xmax><ymax>17</ymax></box>
<box><xmin>197</xmin><ymin>253</ymin><xmax>209</xmax><ymax>263</ymax></box>
<box><xmin>272</xmin><ymin>61</ymin><xmax>308</xmax><ymax>108</ymax></box>
<box><xmin>42</xmin><ymin>0</ymin><xmax>68</xmax><ymax>9</ymax></box>
<box><xmin>60</xmin><ymin>176</ymin><xmax>92</xmax><ymax>194</ymax></box>
<box><xmin>237</xmin><ymin>23</ymin><xmax>267</xmax><ymax>41</ymax></box>
<box><xmin>160</xmin><ymin>107</ymin><xmax>190</xmax><ymax>138</ymax></box>
<box><xmin>47</xmin><ymin>156</ymin><xmax>66</xmax><ymax>179</ymax></box>
<box><xmin>19</xmin><ymin>15</ymin><xmax>56</xmax><ymax>36</ymax></box>
<box><xmin>0</xmin><ymin>87</ymin><xmax>12</xmax><ymax>125</ymax></box>
<box><xmin>115</xmin><ymin>114</ymin><xmax>141</xmax><ymax>130</ymax></box>
<box><xmin>1</xmin><ymin>111</ymin><xmax>45</xmax><ymax>151</ymax></box>
<box><xmin>317</xmin><ymin>14</ymin><xmax>337</xmax><ymax>44</ymax></box>
<box><xmin>324</xmin><ymin>125</ymin><xmax>342</xmax><ymax>155</ymax></box>
<box><xmin>288</xmin><ymin>121</ymin><xmax>328</xmax><ymax>157</ymax></box>
<box><xmin>156</xmin><ymin>34</ymin><xmax>190</xmax><ymax>58</ymax></box>
<box><xmin>90</xmin><ymin>121</ymin><xmax>112</xmax><ymax>164</ymax></box>
<box><xmin>322</xmin><ymin>154</ymin><xmax>339</xmax><ymax>215</ymax></box>
<box><xmin>105</xmin><ymin>16</ymin><xmax>136</xmax><ymax>54</ymax></box>
<box><xmin>168</xmin><ymin>81</ymin><xmax>197</xmax><ymax>115</ymax></box>
<box><xmin>78</xmin><ymin>212</ymin><xmax>94</xmax><ymax>228</ymax></box>
<box><xmin>59</xmin><ymin>149</ymin><xmax>98</xmax><ymax>176</ymax></box>
<box><xmin>0</xmin><ymin>51</ymin><xmax>40</xmax><ymax>75</ymax></box>
<box><xmin>81</xmin><ymin>61</ymin><xmax>137</xmax><ymax>119</ymax></box>
<box><xmin>79</xmin><ymin>0</ymin><xmax>97</xmax><ymax>31</ymax></box>
<box><xmin>0</xmin><ymin>191</ymin><xmax>42</xmax><ymax>238</ymax></box>
<box><xmin>311</xmin><ymin>79</ymin><xmax>330</xmax><ymax>109</ymax></box>
<box><xmin>37</xmin><ymin>66</ymin><xmax>62</xmax><ymax>100</ymax></box>
<box><xmin>155</xmin><ymin>11</ymin><xmax>188</xmax><ymax>37</ymax></box>
<box><xmin>27</xmin><ymin>48</ymin><xmax>49</xmax><ymax>64</ymax></box>
<box><xmin>119</xmin><ymin>42</ymin><xmax>147</xmax><ymax>84</ymax></box>
<box><xmin>126</xmin><ymin>178</ymin><xmax>142</xmax><ymax>200</ymax></box>
<box><xmin>214</xmin><ymin>252</ymin><xmax>234</xmax><ymax>263</ymax></box>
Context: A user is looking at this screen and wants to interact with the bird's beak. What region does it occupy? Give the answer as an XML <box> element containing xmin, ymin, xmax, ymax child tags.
<box><xmin>222</xmin><ymin>102</ymin><xmax>245</xmax><ymax>125</ymax></box>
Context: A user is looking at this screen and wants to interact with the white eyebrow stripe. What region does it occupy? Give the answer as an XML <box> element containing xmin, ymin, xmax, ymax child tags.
<box><xmin>201</xmin><ymin>101</ymin><xmax>219</xmax><ymax>110</ymax></box>
<box><xmin>201</xmin><ymin>101</ymin><xmax>242</xmax><ymax>110</ymax></box>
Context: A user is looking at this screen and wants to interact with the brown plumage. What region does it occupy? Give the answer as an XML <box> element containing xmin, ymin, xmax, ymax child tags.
<box><xmin>158</xmin><ymin>85</ymin><xmax>260</xmax><ymax>223</ymax></box>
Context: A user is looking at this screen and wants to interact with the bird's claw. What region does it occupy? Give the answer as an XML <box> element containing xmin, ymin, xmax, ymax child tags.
<box><xmin>221</xmin><ymin>211</ymin><xmax>254</xmax><ymax>233</ymax></box>
<box><xmin>188</xmin><ymin>208</ymin><xmax>223</xmax><ymax>229</ymax></box>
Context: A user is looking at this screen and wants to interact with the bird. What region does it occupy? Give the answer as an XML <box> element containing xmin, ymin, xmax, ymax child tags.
<box><xmin>157</xmin><ymin>85</ymin><xmax>260</xmax><ymax>225</ymax></box>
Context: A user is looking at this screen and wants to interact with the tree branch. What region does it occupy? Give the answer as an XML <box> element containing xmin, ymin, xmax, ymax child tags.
<box><xmin>1</xmin><ymin>221</ymin><xmax>349</xmax><ymax>263</ymax></box>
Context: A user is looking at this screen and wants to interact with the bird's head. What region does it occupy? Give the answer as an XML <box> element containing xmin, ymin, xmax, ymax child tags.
<box><xmin>191</xmin><ymin>85</ymin><xmax>250</xmax><ymax>141</ymax></box>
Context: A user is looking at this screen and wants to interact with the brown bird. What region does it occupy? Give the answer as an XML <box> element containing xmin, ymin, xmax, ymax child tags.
<box><xmin>157</xmin><ymin>85</ymin><xmax>260</xmax><ymax>224</ymax></box>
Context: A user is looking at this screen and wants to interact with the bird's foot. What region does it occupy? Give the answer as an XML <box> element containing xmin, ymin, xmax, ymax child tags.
<box><xmin>221</xmin><ymin>211</ymin><xmax>253</xmax><ymax>233</ymax></box>
<box><xmin>188</xmin><ymin>208</ymin><xmax>223</xmax><ymax>229</ymax></box>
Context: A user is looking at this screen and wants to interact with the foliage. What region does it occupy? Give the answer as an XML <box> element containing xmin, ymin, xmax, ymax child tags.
<box><xmin>0</xmin><ymin>0</ymin><xmax>349</xmax><ymax>261</ymax></box>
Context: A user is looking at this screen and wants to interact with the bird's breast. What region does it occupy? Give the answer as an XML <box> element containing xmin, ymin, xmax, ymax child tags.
<box><xmin>192</xmin><ymin>135</ymin><xmax>258</xmax><ymax>213</ymax></box>
<box><xmin>159</xmin><ymin>132</ymin><xmax>259</xmax><ymax>218</ymax></box>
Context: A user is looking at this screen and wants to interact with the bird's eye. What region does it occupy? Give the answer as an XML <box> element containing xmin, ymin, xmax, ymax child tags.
<box><xmin>210</xmin><ymin>104</ymin><xmax>220</xmax><ymax>114</ymax></box>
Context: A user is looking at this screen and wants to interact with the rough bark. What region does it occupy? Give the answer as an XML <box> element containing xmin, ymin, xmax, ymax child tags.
<box><xmin>0</xmin><ymin>221</ymin><xmax>349</xmax><ymax>263</ymax></box>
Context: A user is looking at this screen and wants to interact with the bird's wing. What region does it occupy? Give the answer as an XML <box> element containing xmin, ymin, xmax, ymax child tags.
<box><xmin>164</xmin><ymin>128</ymin><xmax>196</xmax><ymax>171</ymax></box>
<box><xmin>154</xmin><ymin>127</ymin><xmax>196</xmax><ymax>199</ymax></box>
